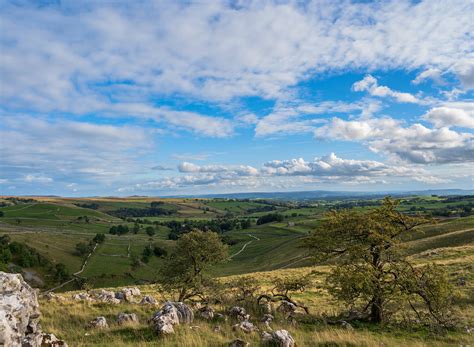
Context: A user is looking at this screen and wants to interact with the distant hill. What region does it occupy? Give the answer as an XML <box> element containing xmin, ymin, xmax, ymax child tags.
<box><xmin>167</xmin><ymin>189</ymin><xmax>474</xmax><ymax>200</ymax></box>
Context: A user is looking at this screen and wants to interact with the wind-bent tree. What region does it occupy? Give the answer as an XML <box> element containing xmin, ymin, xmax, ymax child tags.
<box><xmin>160</xmin><ymin>230</ymin><xmax>228</xmax><ymax>302</ymax></box>
<box><xmin>305</xmin><ymin>198</ymin><xmax>454</xmax><ymax>325</ymax></box>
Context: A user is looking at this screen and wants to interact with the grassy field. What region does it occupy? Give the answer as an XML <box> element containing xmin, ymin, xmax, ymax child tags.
<box><xmin>38</xmin><ymin>246</ymin><xmax>474</xmax><ymax>346</ymax></box>
<box><xmin>1</xmin><ymin>195</ymin><xmax>473</xmax><ymax>292</ymax></box>
<box><xmin>1</xmin><ymin>195</ymin><xmax>473</xmax><ymax>345</ymax></box>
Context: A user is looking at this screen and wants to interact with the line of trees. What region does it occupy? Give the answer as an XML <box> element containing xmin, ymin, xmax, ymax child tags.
<box><xmin>0</xmin><ymin>234</ymin><xmax>70</xmax><ymax>284</ymax></box>
<box><xmin>157</xmin><ymin>198</ymin><xmax>456</xmax><ymax>330</ymax></box>
<box><xmin>163</xmin><ymin>218</ymin><xmax>252</xmax><ymax>240</ymax></box>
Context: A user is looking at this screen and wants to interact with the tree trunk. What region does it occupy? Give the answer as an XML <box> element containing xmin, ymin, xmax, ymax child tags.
<box><xmin>370</xmin><ymin>295</ymin><xmax>383</xmax><ymax>323</ymax></box>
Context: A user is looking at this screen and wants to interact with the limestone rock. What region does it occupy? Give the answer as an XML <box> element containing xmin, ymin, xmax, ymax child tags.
<box><xmin>0</xmin><ymin>272</ymin><xmax>42</xmax><ymax>347</ymax></box>
<box><xmin>277</xmin><ymin>301</ymin><xmax>297</xmax><ymax>315</ymax></box>
<box><xmin>95</xmin><ymin>290</ymin><xmax>120</xmax><ymax>304</ymax></box>
<box><xmin>172</xmin><ymin>302</ymin><xmax>194</xmax><ymax>324</ymax></box>
<box><xmin>229</xmin><ymin>306</ymin><xmax>249</xmax><ymax>321</ymax></box>
<box><xmin>261</xmin><ymin>314</ymin><xmax>274</xmax><ymax>330</ymax></box>
<box><xmin>72</xmin><ymin>293</ymin><xmax>93</xmax><ymax>302</ymax></box>
<box><xmin>150</xmin><ymin>302</ymin><xmax>193</xmax><ymax>336</ymax></box>
<box><xmin>139</xmin><ymin>295</ymin><xmax>157</xmax><ymax>305</ymax></box>
<box><xmin>40</xmin><ymin>333</ymin><xmax>68</xmax><ymax>347</ymax></box>
<box><xmin>121</xmin><ymin>287</ymin><xmax>141</xmax><ymax>302</ymax></box>
<box><xmin>261</xmin><ymin>329</ymin><xmax>295</xmax><ymax>347</ymax></box>
<box><xmin>88</xmin><ymin>316</ymin><xmax>108</xmax><ymax>329</ymax></box>
<box><xmin>117</xmin><ymin>313</ymin><xmax>139</xmax><ymax>326</ymax></box>
<box><xmin>198</xmin><ymin>306</ymin><xmax>214</xmax><ymax>320</ymax></box>
<box><xmin>232</xmin><ymin>321</ymin><xmax>256</xmax><ymax>334</ymax></box>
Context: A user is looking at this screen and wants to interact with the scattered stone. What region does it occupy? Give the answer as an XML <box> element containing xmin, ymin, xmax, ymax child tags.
<box><xmin>0</xmin><ymin>272</ymin><xmax>42</xmax><ymax>346</ymax></box>
<box><xmin>150</xmin><ymin>302</ymin><xmax>193</xmax><ymax>336</ymax></box>
<box><xmin>261</xmin><ymin>329</ymin><xmax>295</xmax><ymax>347</ymax></box>
<box><xmin>140</xmin><ymin>295</ymin><xmax>157</xmax><ymax>305</ymax></box>
<box><xmin>40</xmin><ymin>333</ymin><xmax>68</xmax><ymax>347</ymax></box>
<box><xmin>198</xmin><ymin>306</ymin><xmax>214</xmax><ymax>320</ymax></box>
<box><xmin>277</xmin><ymin>301</ymin><xmax>297</xmax><ymax>315</ymax></box>
<box><xmin>43</xmin><ymin>292</ymin><xmax>57</xmax><ymax>301</ymax></box>
<box><xmin>88</xmin><ymin>316</ymin><xmax>108</xmax><ymax>329</ymax></box>
<box><xmin>229</xmin><ymin>338</ymin><xmax>249</xmax><ymax>347</ymax></box>
<box><xmin>72</xmin><ymin>293</ymin><xmax>93</xmax><ymax>302</ymax></box>
<box><xmin>340</xmin><ymin>320</ymin><xmax>354</xmax><ymax>331</ymax></box>
<box><xmin>458</xmin><ymin>277</ymin><xmax>467</xmax><ymax>286</ymax></box>
<box><xmin>213</xmin><ymin>326</ymin><xmax>221</xmax><ymax>333</ymax></box>
<box><xmin>232</xmin><ymin>321</ymin><xmax>256</xmax><ymax>334</ymax></box>
<box><xmin>114</xmin><ymin>292</ymin><xmax>125</xmax><ymax>301</ymax></box>
<box><xmin>121</xmin><ymin>287</ymin><xmax>141</xmax><ymax>302</ymax></box>
<box><xmin>117</xmin><ymin>313</ymin><xmax>139</xmax><ymax>326</ymax></box>
<box><xmin>172</xmin><ymin>302</ymin><xmax>194</xmax><ymax>324</ymax></box>
<box><xmin>95</xmin><ymin>290</ymin><xmax>120</xmax><ymax>304</ymax></box>
<box><xmin>261</xmin><ymin>314</ymin><xmax>274</xmax><ymax>330</ymax></box>
<box><xmin>229</xmin><ymin>306</ymin><xmax>249</xmax><ymax>321</ymax></box>
<box><xmin>190</xmin><ymin>325</ymin><xmax>200</xmax><ymax>330</ymax></box>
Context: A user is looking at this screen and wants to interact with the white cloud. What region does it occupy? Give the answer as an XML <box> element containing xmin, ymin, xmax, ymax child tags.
<box><xmin>454</xmin><ymin>60</ymin><xmax>474</xmax><ymax>89</ymax></box>
<box><xmin>178</xmin><ymin>162</ymin><xmax>259</xmax><ymax>176</ymax></box>
<box><xmin>412</xmin><ymin>68</ymin><xmax>445</xmax><ymax>85</ymax></box>
<box><xmin>255</xmin><ymin>100</ymin><xmax>368</xmax><ymax>136</ymax></box>
<box><xmin>315</xmin><ymin>116</ymin><xmax>474</xmax><ymax>164</ymax></box>
<box><xmin>422</xmin><ymin>106</ymin><xmax>474</xmax><ymax>128</ymax></box>
<box><xmin>353</xmin><ymin>75</ymin><xmax>419</xmax><ymax>103</ymax></box>
<box><xmin>24</xmin><ymin>174</ymin><xmax>53</xmax><ymax>183</ymax></box>
<box><xmin>1</xmin><ymin>0</ymin><xmax>471</xmax><ymax>112</ymax></box>
<box><xmin>0</xmin><ymin>116</ymin><xmax>155</xmax><ymax>184</ymax></box>
<box><xmin>118</xmin><ymin>152</ymin><xmax>446</xmax><ymax>193</ymax></box>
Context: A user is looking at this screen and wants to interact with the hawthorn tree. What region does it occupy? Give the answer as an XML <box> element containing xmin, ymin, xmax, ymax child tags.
<box><xmin>159</xmin><ymin>230</ymin><xmax>228</xmax><ymax>302</ymax></box>
<box><xmin>305</xmin><ymin>198</ymin><xmax>455</xmax><ymax>326</ymax></box>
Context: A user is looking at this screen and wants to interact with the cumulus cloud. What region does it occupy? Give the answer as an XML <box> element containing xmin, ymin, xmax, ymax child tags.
<box><xmin>422</xmin><ymin>107</ymin><xmax>474</xmax><ymax>128</ymax></box>
<box><xmin>120</xmin><ymin>153</ymin><xmax>445</xmax><ymax>193</ymax></box>
<box><xmin>353</xmin><ymin>75</ymin><xmax>419</xmax><ymax>103</ymax></box>
<box><xmin>315</xmin><ymin>116</ymin><xmax>474</xmax><ymax>164</ymax></box>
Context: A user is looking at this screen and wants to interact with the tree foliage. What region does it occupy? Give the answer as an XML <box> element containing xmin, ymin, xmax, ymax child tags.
<box><xmin>159</xmin><ymin>230</ymin><xmax>228</xmax><ymax>302</ymax></box>
<box><xmin>305</xmin><ymin>198</ymin><xmax>455</xmax><ymax>326</ymax></box>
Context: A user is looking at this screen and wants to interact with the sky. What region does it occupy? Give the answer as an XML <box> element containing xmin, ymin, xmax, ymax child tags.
<box><xmin>0</xmin><ymin>0</ymin><xmax>473</xmax><ymax>197</ymax></box>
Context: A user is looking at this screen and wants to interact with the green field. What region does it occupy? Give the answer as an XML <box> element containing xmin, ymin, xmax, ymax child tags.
<box><xmin>1</xmin><ymin>195</ymin><xmax>473</xmax><ymax>346</ymax></box>
<box><xmin>1</xmin><ymin>195</ymin><xmax>473</xmax><ymax>292</ymax></box>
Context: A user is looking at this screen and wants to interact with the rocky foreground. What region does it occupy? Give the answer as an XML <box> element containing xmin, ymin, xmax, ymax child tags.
<box><xmin>0</xmin><ymin>272</ymin><xmax>67</xmax><ymax>346</ymax></box>
<box><xmin>0</xmin><ymin>272</ymin><xmax>298</xmax><ymax>346</ymax></box>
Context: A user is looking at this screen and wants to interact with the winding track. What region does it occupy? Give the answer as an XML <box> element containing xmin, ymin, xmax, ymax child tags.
<box><xmin>44</xmin><ymin>242</ymin><xmax>98</xmax><ymax>293</ymax></box>
<box><xmin>228</xmin><ymin>234</ymin><xmax>260</xmax><ymax>259</ymax></box>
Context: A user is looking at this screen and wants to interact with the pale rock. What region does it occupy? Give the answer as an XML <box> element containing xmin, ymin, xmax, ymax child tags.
<box><xmin>117</xmin><ymin>313</ymin><xmax>139</xmax><ymax>326</ymax></box>
<box><xmin>0</xmin><ymin>272</ymin><xmax>42</xmax><ymax>347</ymax></box>
<box><xmin>88</xmin><ymin>316</ymin><xmax>108</xmax><ymax>329</ymax></box>
<box><xmin>198</xmin><ymin>306</ymin><xmax>214</xmax><ymax>320</ymax></box>
<box><xmin>261</xmin><ymin>329</ymin><xmax>295</xmax><ymax>347</ymax></box>
<box><xmin>139</xmin><ymin>295</ymin><xmax>157</xmax><ymax>305</ymax></box>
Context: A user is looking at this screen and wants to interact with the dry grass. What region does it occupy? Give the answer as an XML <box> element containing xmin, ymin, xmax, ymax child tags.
<box><xmin>40</xmin><ymin>252</ymin><xmax>474</xmax><ymax>347</ymax></box>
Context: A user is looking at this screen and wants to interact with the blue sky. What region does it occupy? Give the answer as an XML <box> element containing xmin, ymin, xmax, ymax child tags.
<box><xmin>0</xmin><ymin>0</ymin><xmax>473</xmax><ymax>196</ymax></box>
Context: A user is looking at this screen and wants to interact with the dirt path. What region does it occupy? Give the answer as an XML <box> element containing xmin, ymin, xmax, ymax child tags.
<box><xmin>44</xmin><ymin>242</ymin><xmax>98</xmax><ymax>293</ymax></box>
<box><xmin>229</xmin><ymin>234</ymin><xmax>259</xmax><ymax>259</ymax></box>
